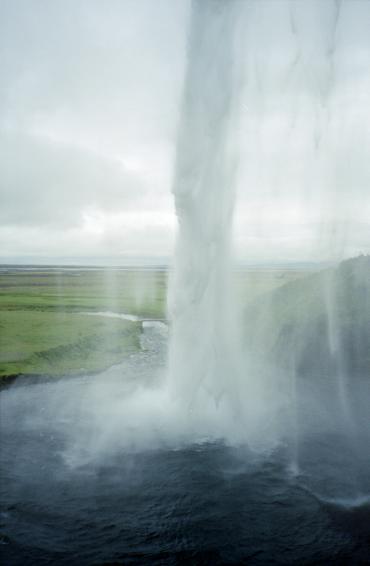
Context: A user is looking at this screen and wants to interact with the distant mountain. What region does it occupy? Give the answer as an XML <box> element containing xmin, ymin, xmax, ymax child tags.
<box><xmin>244</xmin><ymin>255</ymin><xmax>370</xmax><ymax>380</ymax></box>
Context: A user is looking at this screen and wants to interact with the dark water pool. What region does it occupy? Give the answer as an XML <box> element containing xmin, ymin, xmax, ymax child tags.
<box><xmin>1</xmin><ymin>422</ymin><xmax>370</xmax><ymax>565</ymax></box>
<box><xmin>1</xmin><ymin>327</ymin><xmax>370</xmax><ymax>565</ymax></box>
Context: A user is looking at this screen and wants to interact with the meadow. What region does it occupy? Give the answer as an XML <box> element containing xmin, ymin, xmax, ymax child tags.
<box><xmin>0</xmin><ymin>265</ymin><xmax>306</xmax><ymax>382</ymax></box>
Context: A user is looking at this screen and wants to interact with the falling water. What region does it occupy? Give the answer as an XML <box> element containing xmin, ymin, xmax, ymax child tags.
<box><xmin>167</xmin><ymin>0</ymin><xmax>243</xmax><ymax>416</ymax></box>
<box><xmin>167</xmin><ymin>0</ymin><xmax>370</xmax><ymax>453</ymax></box>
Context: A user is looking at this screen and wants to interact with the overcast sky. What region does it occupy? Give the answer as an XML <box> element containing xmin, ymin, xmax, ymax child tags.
<box><xmin>1</xmin><ymin>0</ymin><xmax>369</xmax><ymax>264</ymax></box>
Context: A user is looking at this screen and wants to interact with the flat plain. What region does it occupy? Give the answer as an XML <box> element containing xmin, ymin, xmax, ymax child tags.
<box><xmin>0</xmin><ymin>265</ymin><xmax>307</xmax><ymax>381</ymax></box>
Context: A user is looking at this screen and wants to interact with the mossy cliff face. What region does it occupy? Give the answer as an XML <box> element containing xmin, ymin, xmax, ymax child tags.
<box><xmin>245</xmin><ymin>256</ymin><xmax>370</xmax><ymax>380</ymax></box>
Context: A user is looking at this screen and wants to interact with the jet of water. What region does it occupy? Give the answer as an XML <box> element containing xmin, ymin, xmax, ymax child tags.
<box><xmin>167</xmin><ymin>0</ymin><xmax>244</xmax><ymax>417</ymax></box>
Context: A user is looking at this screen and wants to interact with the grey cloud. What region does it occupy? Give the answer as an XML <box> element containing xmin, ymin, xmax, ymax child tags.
<box><xmin>0</xmin><ymin>0</ymin><xmax>187</xmax><ymax>146</ymax></box>
<box><xmin>0</xmin><ymin>0</ymin><xmax>369</xmax><ymax>262</ymax></box>
<box><xmin>0</xmin><ymin>131</ymin><xmax>149</xmax><ymax>228</ymax></box>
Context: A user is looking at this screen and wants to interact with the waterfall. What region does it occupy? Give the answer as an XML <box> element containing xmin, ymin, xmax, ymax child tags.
<box><xmin>167</xmin><ymin>0</ymin><xmax>243</xmax><ymax>414</ymax></box>
<box><xmin>165</xmin><ymin>0</ymin><xmax>369</xmax><ymax>453</ymax></box>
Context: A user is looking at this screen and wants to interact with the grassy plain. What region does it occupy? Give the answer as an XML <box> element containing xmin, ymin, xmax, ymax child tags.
<box><xmin>0</xmin><ymin>269</ymin><xmax>167</xmax><ymax>316</ymax></box>
<box><xmin>0</xmin><ymin>265</ymin><xmax>307</xmax><ymax>381</ymax></box>
<box><xmin>0</xmin><ymin>268</ymin><xmax>166</xmax><ymax>381</ymax></box>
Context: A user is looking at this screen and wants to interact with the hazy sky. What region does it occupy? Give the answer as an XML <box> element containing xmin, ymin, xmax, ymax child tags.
<box><xmin>1</xmin><ymin>0</ymin><xmax>369</xmax><ymax>264</ymax></box>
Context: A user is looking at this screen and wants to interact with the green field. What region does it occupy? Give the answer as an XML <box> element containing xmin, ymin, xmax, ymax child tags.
<box><xmin>0</xmin><ymin>310</ymin><xmax>141</xmax><ymax>378</ymax></box>
<box><xmin>0</xmin><ymin>265</ymin><xmax>307</xmax><ymax>382</ymax></box>
<box><xmin>0</xmin><ymin>269</ymin><xmax>167</xmax><ymax>316</ymax></box>
<box><xmin>0</xmin><ymin>268</ymin><xmax>167</xmax><ymax>381</ymax></box>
